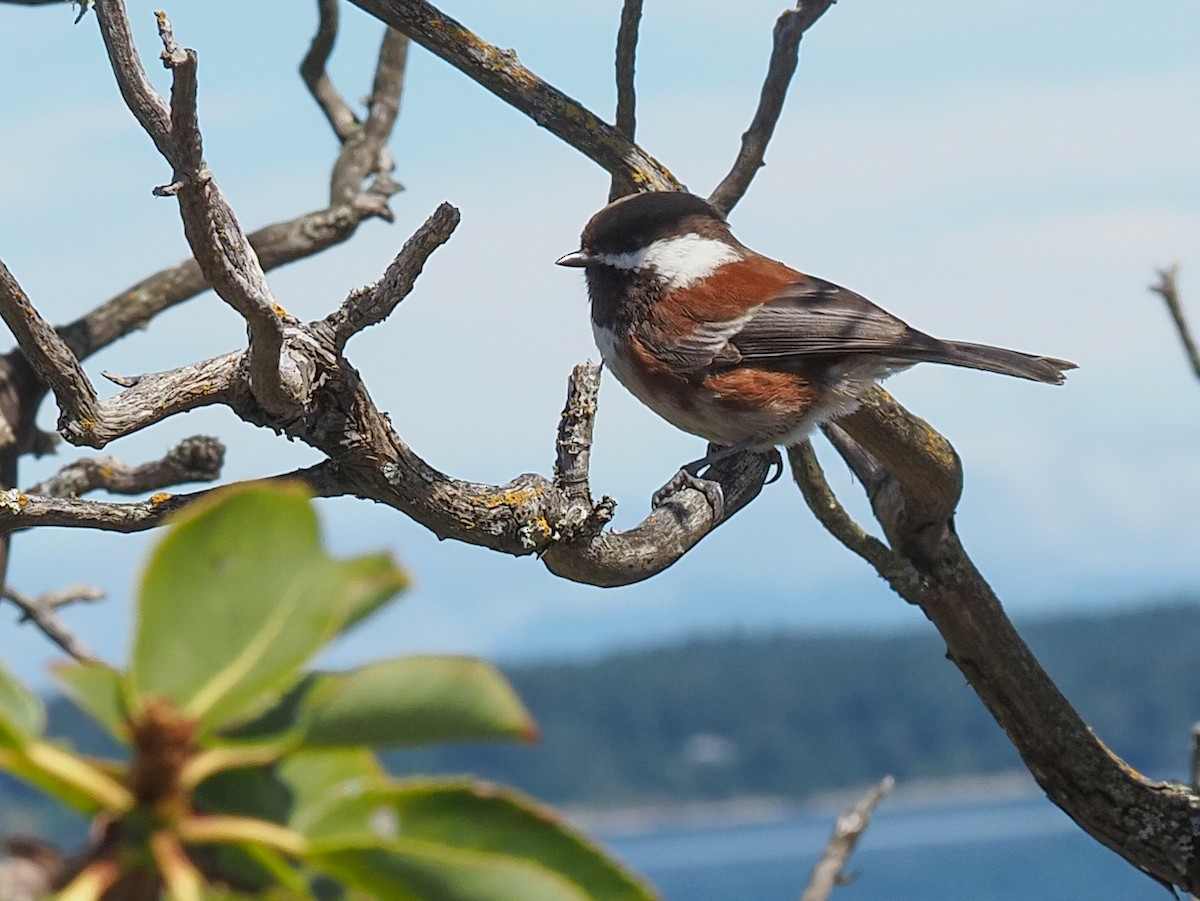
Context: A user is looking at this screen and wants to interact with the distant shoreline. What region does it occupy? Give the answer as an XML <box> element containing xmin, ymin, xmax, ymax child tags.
<box><xmin>565</xmin><ymin>770</ymin><xmax>1040</xmax><ymax>836</ymax></box>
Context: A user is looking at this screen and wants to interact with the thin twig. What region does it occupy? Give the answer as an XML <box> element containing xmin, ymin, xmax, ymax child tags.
<box><xmin>300</xmin><ymin>0</ymin><xmax>360</xmax><ymax>141</ymax></box>
<box><xmin>799</xmin><ymin>775</ymin><xmax>894</xmax><ymax>901</ymax></box>
<box><xmin>0</xmin><ymin>259</ymin><xmax>103</xmax><ymax>444</ymax></box>
<box><xmin>0</xmin><ymin>463</ymin><xmax>343</xmax><ymax>535</ymax></box>
<box><xmin>324</xmin><ymin>202</ymin><xmax>461</xmax><ymax>349</ymax></box>
<box><xmin>91</xmin><ymin>0</ymin><xmax>173</xmax><ymax>158</ymax></box>
<box><xmin>1150</xmin><ymin>264</ymin><xmax>1200</xmax><ymax>381</ymax></box>
<box><xmin>26</xmin><ymin>436</ymin><xmax>225</xmax><ymax>498</ymax></box>
<box><xmin>330</xmin><ymin>27</ymin><xmax>408</xmax><ymax>211</ymax></box>
<box><xmin>709</xmin><ymin>0</ymin><xmax>837</xmax><ymax>215</ymax></box>
<box><xmin>3</xmin><ymin>583</ymin><xmax>103</xmax><ymax>662</ymax></box>
<box><xmin>787</xmin><ymin>441</ymin><xmax>918</xmax><ymax>587</ymax></box>
<box><xmin>614</xmin><ymin>0</ymin><xmax>642</xmax><ymax>139</ymax></box>
<box><xmin>609</xmin><ymin>0</ymin><xmax>644</xmax><ymax>201</ymax></box>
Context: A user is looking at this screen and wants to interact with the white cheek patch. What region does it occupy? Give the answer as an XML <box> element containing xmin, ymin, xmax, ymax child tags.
<box><xmin>596</xmin><ymin>234</ymin><xmax>743</xmax><ymax>289</ymax></box>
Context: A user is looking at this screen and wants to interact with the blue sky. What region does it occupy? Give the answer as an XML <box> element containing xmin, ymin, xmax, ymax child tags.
<box><xmin>2</xmin><ymin>1</ymin><xmax>1199</xmax><ymax>688</ymax></box>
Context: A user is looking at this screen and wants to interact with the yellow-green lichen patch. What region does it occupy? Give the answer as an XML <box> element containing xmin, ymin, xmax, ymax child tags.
<box><xmin>474</xmin><ymin>487</ymin><xmax>543</xmax><ymax>509</ymax></box>
<box><xmin>0</xmin><ymin>489</ymin><xmax>28</xmax><ymax>513</ymax></box>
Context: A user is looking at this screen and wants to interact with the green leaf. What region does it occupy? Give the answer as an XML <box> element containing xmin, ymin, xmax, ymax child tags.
<box><xmin>218</xmin><ymin>675</ymin><xmax>317</xmax><ymax>745</ymax></box>
<box><xmin>300</xmin><ymin>780</ymin><xmax>657</xmax><ymax>901</ymax></box>
<box><xmin>278</xmin><ymin>748</ymin><xmax>385</xmax><ymax>829</ymax></box>
<box><xmin>0</xmin><ymin>658</ymin><xmax>44</xmax><ymax>747</ymax></box>
<box><xmin>193</xmin><ymin>763</ymin><xmax>295</xmax><ymax>824</ymax></box>
<box><xmin>130</xmin><ymin>484</ymin><xmax>407</xmax><ymax>732</ymax></box>
<box><xmin>194</xmin><ymin>748</ymin><xmax>382</xmax><ymax>829</ymax></box>
<box><xmin>310</xmin><ymin>840</ymin><xmax>592</xmax><ymax>901</ymax></box>
<box><xmin>304</xmin><ymin>657</ymin><xmax>538</xmax><ymax>748</ymax></box>
<box><xmin>338</xmin><ymin>554</ymin><xmax>410</xmax><ymax>634</ymax></box>
<box><xmin>53</xmin><ymin>662</ymin><xmax>131</xmax><ymax>744</ymax></box>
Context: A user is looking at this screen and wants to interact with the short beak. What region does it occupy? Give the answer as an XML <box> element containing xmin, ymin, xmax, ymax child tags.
<box><xmin>555</xmin><ymin>250</ymin><xmax>590</xmax><ymax>268</ymax></box>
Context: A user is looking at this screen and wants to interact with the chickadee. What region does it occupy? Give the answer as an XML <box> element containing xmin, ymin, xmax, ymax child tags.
<box><xmin>556</xmin><ymin>191</ymin><xmax>1075</xmax><ymax>514</ymax></box>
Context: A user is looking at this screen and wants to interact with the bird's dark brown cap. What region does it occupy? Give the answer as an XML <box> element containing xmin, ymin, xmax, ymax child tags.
<box><xmin>560</xmin><ymin>191</ymin><xmax>732</xmax><ymax>264</ymax></box>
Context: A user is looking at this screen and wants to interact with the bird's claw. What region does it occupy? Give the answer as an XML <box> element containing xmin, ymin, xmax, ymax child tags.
<box><xmin>652</xmin><ymin>467</ymin><xmax>725</xmax><ymax>522</ymax></box>
<box><xmin>764</xmin><ymin>448</ymin><xmax>784</xmax><ymax>485</ymax></box>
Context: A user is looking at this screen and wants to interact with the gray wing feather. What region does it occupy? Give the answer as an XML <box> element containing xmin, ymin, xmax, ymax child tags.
<box><xmin>729</xmin><ymin>277</ymin><xmax>919</xmax><ymax>360</ymax></box>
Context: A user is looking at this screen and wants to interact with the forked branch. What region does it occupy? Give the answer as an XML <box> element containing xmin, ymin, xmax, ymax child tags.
<box><xmin>3</xmin><ymin>583</ymin><xmax>103</xmax><ymax>663</ymax></box>
<box><xmin>791</xmin><ymin>399</ymin><xmax>1200</xmax><ymax>892</ymax></box>
<box><xmin>26</xmin><ymin>436</ymin><xmax>225</xmax><ymax>498</ymax></box>
<box><xmin>93</xmin><ymin>1</ymin><xmax>300</xmax><ymax>417</ymax></box>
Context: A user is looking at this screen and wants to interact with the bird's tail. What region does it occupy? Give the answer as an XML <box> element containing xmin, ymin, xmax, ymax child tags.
<box><xmin>912</xmin><ymin>338</ymin><xmax>1077</xmax><ymax>385</ymax></box>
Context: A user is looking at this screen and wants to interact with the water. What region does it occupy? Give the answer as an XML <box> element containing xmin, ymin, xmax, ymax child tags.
<box><xmin>603</xmin><ymin>795</ymin><xmax>1162</xmax><ymax>900</ymax></box>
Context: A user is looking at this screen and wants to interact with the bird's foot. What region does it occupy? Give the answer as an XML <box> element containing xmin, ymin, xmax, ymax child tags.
<box><xmin>652</xmin><ymin>454</ymin><xmax>725</xmax><ymax>521</ymax></box>
<box><xmin>652</xmin><ymin>466</ymin><xmax>725</xmax><ymax>522</ymax></box>
<box><xmin>763</xmin><ymin>448</ymin><xmax>784</xmax><ymax>485</ymax></box>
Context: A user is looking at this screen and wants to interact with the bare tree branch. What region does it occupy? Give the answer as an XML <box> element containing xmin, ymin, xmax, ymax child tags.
<box><xmin>800</xmin><ymin>775</ymin><xmax>894</xmax><ymax>901</ymax></box>
<box><xmin>0</xmin><ymin>464</ymin><xmax>342</xmax><ymax>535</ymax></box>
<box><xmin>52</xmin><ymin>13</ymin><xmax>409</xmax><ymax>371</ymax></box>
<box><xmin>709</xmin><ymin>0</ymin><xmax>837</xmax><ymax>216</ymax></box>
<box><xmin>552</xmin><ymin>362</ymin><xmax>616</xmax><ymax>528</ymax></box>
<box><xmin>3</xmin><ymin>583</ymin><xmax>103</xmax><ymax>663</ymax></box>
<box><xmin>93</xmin><ymin>2</ymin><xmax>305</xmax><ymax>418</ymax></box>
<box><xmin>609</xmin><ymin>0</ymin><xmax>644</xmax><ymax>201</ymax></box>
<box><xmin>345</xmin><ymin>0</ymin><xmax>681</xmax><ymax>192</ymax></box>
<box><xmin>318</xmin><ymin>359</ymin><xmax>773</xmax><ymax>586</ymax></box>
<box><xmin>0</xmin><ymin>259</ymin><xmax>103</xmax><ymax>445</ymax></box>
<box><xmin>827</xmin><ymin>387</ymin><xmax>962</xmax><ymax>566</ymax></box>
<box><xmin>330</xmin><ymin>27</ymin><xmax>407</xmax><ymax>213</ymax></box>
<box><xmin>1150</xmin><ymin>264</ymin><xmax>1200</xmax><ymax>381</ymax></box>
<box><xmin>300</xmin><ymin>0</ymin><xmax>359</xmax><ymax>142</ymax></box>
<box><xmin>788</xmin><ymin>441</ymin><xmax>917</xmax><ymax>585</ymax></box>
<box><xmin>91</xmin><ymin>0</ymin><xmax>173</xmax><ymax>158</ymax></box>
<box><xmin>792</xmin><ymin>400</ymin><xmax>1200</xmax><ymax>892</ymax></box>
<box><xmin>614</xmin><ymin>0</ymin><xmax>643</xmax><ymax>140</ymax></box>
<box><xmin>539</xmin><ymin>366</ymin><xmax>771</xmax><ymax>585</ymax></box>
<box><xmin>0</xmin><ymin>266</ymin><xmax>773</xmax><ymax>587</ymax></box>
<box><xmin>324</xmin><ymin>203</ymin><xmax>461</xmax><ymax>349</ymax></box>
<box><xmin>26</xmin><ymin>436</ymin><xmax>224</xmax><ymax>498</ymax></box>
<box><xmin>0</xmin><ymin>304</ymin><xmax>237</xmax><ymax>449</ymax></box>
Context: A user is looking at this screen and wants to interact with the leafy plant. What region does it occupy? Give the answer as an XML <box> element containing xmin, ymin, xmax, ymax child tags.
<box><xmin>0</xmin><ymin>484</ymin><xmax>656</xmax><ymax>901</ymax></box>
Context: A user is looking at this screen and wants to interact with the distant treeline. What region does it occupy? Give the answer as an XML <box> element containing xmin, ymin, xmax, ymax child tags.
<box><xmin>7</xmin><ymin>601</ymin><xmax>1200</xmax><ymax>834</ymax></box>
<box><xmin>384</xmin><ymin>602</ymin><xmax>1200</xmax><ymax>804</ymax></box>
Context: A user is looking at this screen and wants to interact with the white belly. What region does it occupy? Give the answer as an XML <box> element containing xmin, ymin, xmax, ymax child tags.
<box><xmin>592</xmin><ymin>322</ymin><xmax>883</xmax><ymax>448</ymax></box>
